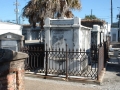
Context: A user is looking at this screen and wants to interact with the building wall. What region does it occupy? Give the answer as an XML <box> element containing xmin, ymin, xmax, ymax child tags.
<box><xmin>44</xmin><ymin>17</ymin><xmax>91</xmax><ymax>73</ymax></box>
<box><xmin>0</xmin><ymin>22</ymin><xmax>23</xmax><ymax>51</ymax></box>
<box><xmin>22</xmin><ymin>25</ymin><xmax>41</xmax><ymax>41</ymax></box>
<box><xmin>51</xmin><ymin>29</ymin><xmax>73</xmax><ymax>49</ymax></box>
<box><xmin>1</xmin><ymin>40</ymin><xmax>18</xmax><ymax>51</ymax></box>
<box><xmin>44</xmin><ymin>17</ymin><xmax>91</xmax><ymax>51</ymax></box>
<box><xmin>0</xmin><ymin>22</ymin><xmax>22</xmax><ymax>35</ymax></box>
<box><xmin>80</xmin><ymin>27</ymin><xmax>91</xmax><ymax>51</ymax></box>
<box><xmin>111</xmin><ymin>28</ymin><xmax>118</xmax><ymax>42</ymax></box>
<box><xmin>91</xmin><ymin>25</ymin><xmax>107</xmax><ymax>45</ymax></box>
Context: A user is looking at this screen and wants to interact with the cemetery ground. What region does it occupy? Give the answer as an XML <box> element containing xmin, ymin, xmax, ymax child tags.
<box><xmin>25</xmin><ymin>58</ymin><xmax>120</xmax><ymax>90</ymax></box>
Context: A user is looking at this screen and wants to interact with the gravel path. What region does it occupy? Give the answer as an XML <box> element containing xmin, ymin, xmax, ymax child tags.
<box><xmin>99</xmin><ymin>62</ymin><xmax>120</xmax><ymax>90</ymax></box>
<box><xmin>25</xmin><ymin>77</ymin><xmax>98</xmax><ymax>90</ymax></box>
<box><xmin>25</xmin><ymin>60</ymin><xmax>120</xmax><ymax>90</ymax></box>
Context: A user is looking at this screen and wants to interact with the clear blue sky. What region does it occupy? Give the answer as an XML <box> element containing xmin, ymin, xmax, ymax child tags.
<box><xmin>0</xmin><ymin>0</ymin><xmax>120</xmax><ymax>24</ymax></box>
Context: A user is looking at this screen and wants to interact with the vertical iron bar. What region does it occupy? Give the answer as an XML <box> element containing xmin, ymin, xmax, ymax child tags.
<box><xmin>66</xmin><ymin>44</ymin><xmax>68</xmax><ymax>80</ymax></box>
<box><xmin>45</xmin><ymin>44</ymin><xmax>48</xmax><ymax>78</ymax></box>
<box><xmin>48</xmin><ymin>48</ymin><xmax>50</xmax><ymax>74</ymax></box>
<box><xmin>55</xmin><ymin>48</ymin><xmax>57</xmax><ymax>72</ymax></box>
<box><xmin>45</xmin><ymin>51</ymin><xmax>48</xmax><ymax>78</ymax></box>
<box><xmin>62</xmin><ymin>48</ymin><xmax>64</xmax><ymax>74</ymax></box>
<box><xmin>76</xmin><ymin>49</ymin><xmax>77</xmax><ymax>75</ymax></box>
<box><xmin>97</xmin><ymin>46</ymin><xmax>100</xmax><ymax>80</ymax></box>
<box><xmin>104</xmin><ymin>42</ymin><xmax>106</xmax><ymax>67</ymax></box>
<box><xmin>59</xmin><ymin>48</ymin><xmax>60</xmax><ymax>71</ymax></box>
<box><xmin>68</xmin><ymin>49</ymin><xmax>70</xmax><ymax>74</ymax></box>
<box><xmin>100</xmin><ymin>32</ymin><xmax>101</xmax><ymax>46</ymax></box>
<box><xmin>27</xmin><ymin>46</ymin><xmax>30</xmax><ymax>70</ymax></box>
<box><xmin>34</xmin><ymin>55</ymin><xmax>35</xmax><ymax>69</ymax></box>
<box><xmin>52</xmin><ymin>48</ymin><xmax>53</xmax><ymax>73</ymax></box>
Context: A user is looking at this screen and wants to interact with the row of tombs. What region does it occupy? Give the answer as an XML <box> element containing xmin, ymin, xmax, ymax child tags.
<box><xmin>0</xmin><ymin>17</ymin><xmax>108</xmax><ymax>73</ymax></box>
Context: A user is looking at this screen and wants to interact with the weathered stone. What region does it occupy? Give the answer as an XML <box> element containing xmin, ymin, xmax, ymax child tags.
<box><xmin>0</xmin><ymin>49</ymin><xmax>28</xmax><ymax>90</ymax></box>
<box><xmin>0</xmin><ymin>32</ymin><xmax>24</xmax><ymax>51</ymax></box>
<box><xmin>0</xmin><ymin>48</ymin><xmax>28</xmax><ymax>63</ymax></box>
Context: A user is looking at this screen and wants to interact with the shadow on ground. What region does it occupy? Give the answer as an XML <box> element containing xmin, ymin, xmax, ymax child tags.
<box><xmin>106</xmin><ymin>63</ymin><xmax>120</xmax><ymax>72</ymax></box>
<box><xmin>106</xmin><ymin>62</ymin><xmax>120</xmax><ymax>77</ymax></box>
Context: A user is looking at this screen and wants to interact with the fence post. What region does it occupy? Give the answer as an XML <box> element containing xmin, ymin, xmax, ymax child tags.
<box><xmin>66</xmin><ymin>44</ymin><xmax>68</xmax><ymax>80</ymax></box>
<box><xmin>97</xmin><ymin>46</ymin><xmax>100</xmax><ymax>81</ymax></box>
<box><xmin>104</xmin><ymin>42</ymin><xmax>106</xmax><ymax>67</ymax></box>
<box><xmin>45</xmin><ymin>44</ymin><xmax>48</xmax><ymax>79</ymax></box>
<box><xmin>106</xmin><ymin>41</ymin><xmax>109</xmax><ymax>61</ymax></box>
<box><xmin>100</xmin><ymin>32</ymin><xmax>102</xmax><ymax>46</ymax></box>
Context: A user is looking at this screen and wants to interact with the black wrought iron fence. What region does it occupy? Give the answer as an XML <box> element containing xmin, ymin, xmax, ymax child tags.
<box><xmin>21</xmin><ymin>46</ymin><xmax>45</xmax><ymax>73</ymax></box>
<box><xmin>104</xmin><ymin>41</ymin><xmax>109</xmax><ymax>65</ymax></box>
<box><xmin>21</xmin><ymin>45</ymin><xmax>99</xmax><ymax>80</ymax></box>
<box><xmin>91</xmin><ymin>44</ymin><xmax>98</xmax><ymax>63</ymax></box>
<box><xmin>45</xmin><ymin>47</ymin><xmax>92</xmax><ymax>79</ymax></box>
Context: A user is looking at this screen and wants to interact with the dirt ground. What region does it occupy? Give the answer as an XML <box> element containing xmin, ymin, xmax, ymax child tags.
<box><xmin>25</xmin><ymin>77</ymin><xmax>98</xmax><ymax>90</ymax></box>
<box><xmin>25</xmin><ymin>59</ymin><xmax>120</xmax><ymax>90</ymax></box>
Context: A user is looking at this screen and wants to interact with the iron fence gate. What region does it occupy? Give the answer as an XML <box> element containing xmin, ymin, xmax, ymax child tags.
<box><xmin>22</xmin><ymin>44</ymin><xmax>44</xmax><ymax>72</ymax></box>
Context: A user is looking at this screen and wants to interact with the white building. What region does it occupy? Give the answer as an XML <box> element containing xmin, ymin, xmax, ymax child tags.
<box><xmin>43</xmin><ymin>17</ymin><xmax>91</xmax><ymax>73</ymax></box>
<box><xmin>0</xmin><ymin>22</ymin><xmax>22</xmax><ymax>35</ymax></box>
<box><xmin>110</xmin><ymin>28</ymin><xmax>119</xmax><ymax>42</ymax></box>
<box><xmin>44</xmin><ymin>17</ymin><xmax>91</xmax><ymax>51</ymax></box>
<box><xmin>0</xmin><ymin>22</ymin><xmax>24</xmax><ymax>51</ymax></box>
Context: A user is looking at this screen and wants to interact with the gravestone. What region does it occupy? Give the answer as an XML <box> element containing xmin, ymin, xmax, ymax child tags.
<box><xmin>44</xmin><ymin>17</ymin><xmax>91</xmax><ymax>51</ymax></box>
<box><xmin>0</xmin><ymin>32</ymin><xmax>24</xmax><ymax>51</ymax></box>
<box><xmin>91</xmin><ymin>25</ymin><xmax>101</xmax><ymax>45</ymax></box>
<box><xmin>44</xmin><ymin>17</ymin><xmax>91</xmax><ymax>74</ymax></box>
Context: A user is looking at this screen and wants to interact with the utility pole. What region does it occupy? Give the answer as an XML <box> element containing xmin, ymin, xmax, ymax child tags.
<box><xmin>117</xmin><ymin>7</ymin><xmax>120</xmax><ymax>42</ymax></box>
<box><xmin>117</xmin><ymin>7</ymin><xmax>120</xmax><ymax>27</ymax></box>
<box><xmin>14</xmin><ymin>0</ymin><xmax>19</xmax><ymax>24</ymax></box>
<box><xmin>111</xmin><ymin>0</ymin><xmax>113</xmax><ymax>24</ymax></box>
<box><xmin>91</xmin><ymin>9</ymin><xmax>92</xmax><ymax>16</ymax></box>
<box><xmin>90</xmin><ymin>9</ymin><xmax>93</xmax><ymax>20</ymax></box>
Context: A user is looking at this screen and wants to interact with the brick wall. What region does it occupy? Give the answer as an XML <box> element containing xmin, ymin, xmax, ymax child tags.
<box><xmin>0</xmin><ymin>59</ymin><xmax>26</xmax><ymax>90</ymax></box>
<box><xmin>0</xmin><ymin>49</ymin><xmax>28</xmax><ymax>90</ymax></box>
<box><xmin>0</xmin><ymin>73</ymin><xmax>16</xmax><ymax>90</ymax></box>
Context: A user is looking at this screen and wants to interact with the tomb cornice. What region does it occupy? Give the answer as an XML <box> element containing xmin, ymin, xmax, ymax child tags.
<box><xmin>44</xmin><ymin>25</ymin><xmax>80</xmax><ymax>28</ymax></box>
